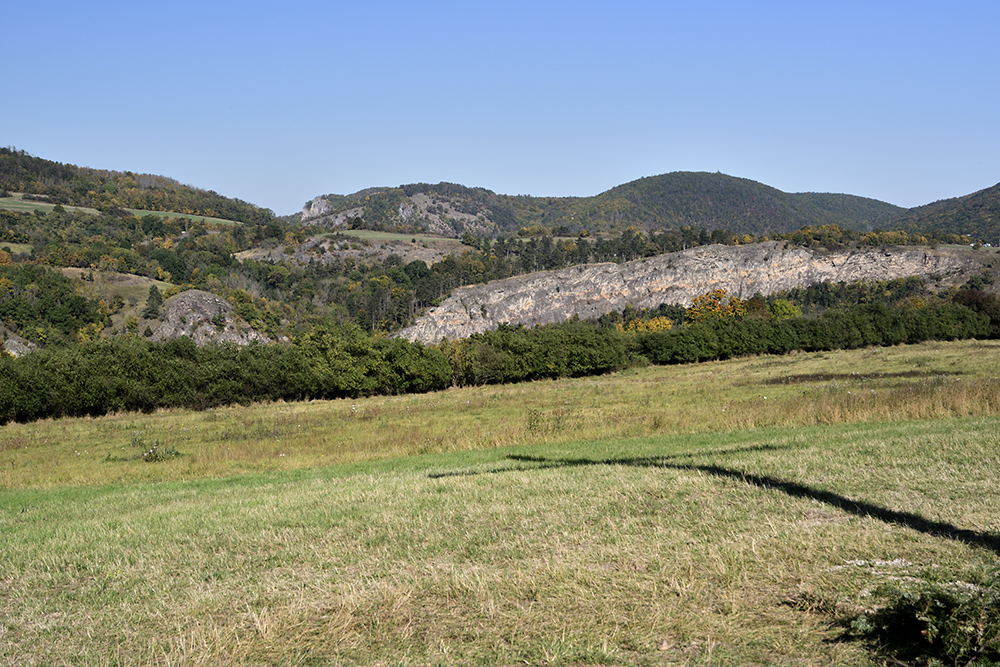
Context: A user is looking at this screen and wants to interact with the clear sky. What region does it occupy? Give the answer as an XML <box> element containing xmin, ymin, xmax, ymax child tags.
<box><xmin>5</xmin><ymin>1</ymin><xmax>999</xmax><ymax>216</ymax></box>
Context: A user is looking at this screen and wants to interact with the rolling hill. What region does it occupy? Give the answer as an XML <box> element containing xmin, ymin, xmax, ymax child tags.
<box><xmin>5</xmin><ymin>147</ymin><xmax>998</xmax><ymax>242</ymax></box>
<box><xmin>299</xmin><ymin>172</ymin><xmax>914</xmax><ymax>238</ymax></box>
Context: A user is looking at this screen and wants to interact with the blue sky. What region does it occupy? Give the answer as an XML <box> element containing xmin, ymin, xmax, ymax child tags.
<box><xmin>5</xmin><ymin>1</ymin><xmax>999</xmax><ymax>215</ymax></box>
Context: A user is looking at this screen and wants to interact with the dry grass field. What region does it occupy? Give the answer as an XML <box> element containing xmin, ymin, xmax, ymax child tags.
<box><xmin>2</xmin><ymin>340</ymin><xmax>999</xmax><ymax>665</ymax></box>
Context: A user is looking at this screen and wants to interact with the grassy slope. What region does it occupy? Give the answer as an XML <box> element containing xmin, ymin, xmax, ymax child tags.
<box><xmin>0</xmin><ymin>193</ymin><xmax>242</xmax><ymax>226</ymax></box>
<box><xmin>0</xmin><ymin>243</ymin><xmax>31</xmax><ymax>255</ymax></box>
<box><xmin>2</xmin><ymin>340</ymin><xmax>1000</xmax><ymax>665</ymax></box>
<box><xmin>61</xmin><ymin>268</ymin><xmax>174</xmax><ymax>332</ymax></box>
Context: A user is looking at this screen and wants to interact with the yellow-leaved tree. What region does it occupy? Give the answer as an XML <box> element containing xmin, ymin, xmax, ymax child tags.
<box><xmin>620</xmin><ymin>316</ymin><xmax>674</xmax><ymax>332</ymax></box>
<box><xmin>685</xmin><ymin>289</ymin><xmax>746</xmax><ymax>323</ymax></box>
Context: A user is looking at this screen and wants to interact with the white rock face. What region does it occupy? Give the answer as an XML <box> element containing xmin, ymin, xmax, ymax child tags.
<box><xmin>0</xmin><ymin>326</ymin><xmax>35</xmax><ymax>357</ymax></box>
<box><xmin>301</xmin><ymin>196</ymin><xmax>333</xmax><ymax>221</ymax></box>
<box><xmin>395</xmin><ymin>242</ymin><xmax>982</xmax><ymax>344</ymax></box>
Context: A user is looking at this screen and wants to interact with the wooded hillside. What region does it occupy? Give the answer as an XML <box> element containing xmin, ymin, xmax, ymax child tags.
<box><xmin>0</xmin><ymin>148</ymin><xmax>274</xmax><ymax>224</ymax></box>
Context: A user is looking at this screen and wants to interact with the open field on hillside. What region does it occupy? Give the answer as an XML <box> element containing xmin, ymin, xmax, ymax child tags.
<box><xmin>0</xmin><ymin>242</ymin><xmax>31</xmax><ymax>255</ymax></box>
<box><xmin>61</xmin><ymin>268</ymin><xmax>173</xmax><ymax>331</ymax></box>
<box><xmin>0</xmin><ymin>193</ymin><xmax>241</xmax><ymax>226</ymax></box>
<box><xmin>0</xmin><ymin>193</ymin><xmax>99</xmax><ymax>216</ymax></box>
<box><xmin>132</xmin><ymin>208</ymin><xmax>241</xmax><ymax>227</ymax></box>
<box><xmin>1</xmin><ymin>340</ymin><xmax>999</xmax><ymax>665</ymax></box>
<box><xmin>340</xmin><ymin>230</ymin><xmax>458</xmax><ymax>244</ymax></box>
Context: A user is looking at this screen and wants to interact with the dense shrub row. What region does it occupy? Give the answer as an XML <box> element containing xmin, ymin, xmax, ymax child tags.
<box><xmin>0</xmin><ymin>329</ymin><xmax>450</xmax><ymax>424</ymax></box>
<box><xmin>638</xmin><ymin>302</ymin><xmax>990</xmax><ymax>364</ymax></box>
<box><xmin>441</xmin><ymin>321</ymin><xmax>630</xmax><ymax>386</ymax></box>
<box><xmin>0</xmin><ymin>301</ymin><xmax>991</xmax><ymax>425</ymax></box>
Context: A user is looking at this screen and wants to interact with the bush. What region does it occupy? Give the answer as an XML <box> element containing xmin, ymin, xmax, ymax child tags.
<box><xmin>849</xmin><ymin>576</ymin><xmax>1000</xmax><ymax>665</ymax></box>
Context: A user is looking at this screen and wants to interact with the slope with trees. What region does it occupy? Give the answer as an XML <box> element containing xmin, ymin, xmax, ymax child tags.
<box><xmin>892</xmin><ymin>181</ymin><xmax>1000</xmax><ymax>245</ymax></box>
<box><xmin>0</xmin><ymin>147</ymin><xmax>274</xmax><ymax>224</ymax></box>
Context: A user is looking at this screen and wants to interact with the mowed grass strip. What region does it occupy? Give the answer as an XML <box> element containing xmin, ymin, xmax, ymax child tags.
<box><xmin>1</xmin><ymin>417</ymin><xmax>999</xmax><ymax>665</ymax></box>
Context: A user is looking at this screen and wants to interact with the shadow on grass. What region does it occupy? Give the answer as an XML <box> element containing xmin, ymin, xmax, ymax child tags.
<box><xmin>431</xmin><ymin>446</ymin><xmax>1000</xmax><ymax>556</ymax></box>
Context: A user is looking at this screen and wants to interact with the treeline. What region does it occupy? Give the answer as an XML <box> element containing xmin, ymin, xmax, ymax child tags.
<box><xmin>635</xmin><ymin>301</ymin><xmax>988</xmax><ymax>365</ymax></box>
<box><xmin>1</xmin><ymin>292</ymin><xmax>996</xmax><ymax>425</ymax></box>
<box><xmin>893</xmin><ymin>181</ymin><xmax>1000</xmax><ymax>246</ymax></box>
<box><xmin>0</xmin><ymin>147</ymin><xmax>274</xmax><ymax>224</ymax></box>
<box><xmin>0</xmin><ymin>326</ymin><xmax>449</xmax><ymax>424</ymax></box>
<box><xmin>283</xmin><ymin>226</ymin><xmax>970</xmax><ymax>334</ymax></box>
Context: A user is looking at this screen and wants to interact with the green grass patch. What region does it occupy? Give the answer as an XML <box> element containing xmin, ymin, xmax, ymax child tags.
<box><xmin>0</xmin><ymin>192</ymin><xmax>242</xmax><ymax>226</ymax></box>
<box><xmin>129</xmin><ymin>208</ymin><xmax>242</xmax><ymax>226</ymax></box>
<box><xmin>0</xmin><ymin>242</ymin><xmax>31</xmax><ymax>255</ymax></box>
<box><xmin>62</xmin><ymin>268</ymin><xmax>174</xmax><ymax>330</ymax></box>
<box><xmin>3</xmin><ymin>339</ymin><xmax>997</xmax><ymax>491</ymax></box>
<box><xmin>3</xmin><ymin>417</ymin><xmax>999</xmax><ymax>664</ymax></box>
<box><xmin>2</xmin><ymin>339</ymin><xmax>1000</xmax><ymax>664</ymax></box>
<box><xmin>0</xmin><ymin>193</ymin><xmax>99</xmax><ymax>216</ymax></box>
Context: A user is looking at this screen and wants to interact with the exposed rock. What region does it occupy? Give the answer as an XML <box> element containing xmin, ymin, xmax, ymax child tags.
<box><xmin>300</xmin><ymin>196</ymin><xmax>363</xmax><ymax>229</ymax></box>
<box><xmin>148</xmin><ymin>290</ymin><xmax>273</xmax><ymax>345</ymax></box>
<box><xmin>396</xmin><ymin>242</ymin><xmax>983</xmax><ymax>344</ymax></box>
<box><xmin>301</xmin><ymin>195</ymin><xmax>333</xmax><ymax>221</ymax></box>
<box><xmin>0</xmin><ymin>325</ymin><xmax>35</xmax><ymax>357</ymax></box>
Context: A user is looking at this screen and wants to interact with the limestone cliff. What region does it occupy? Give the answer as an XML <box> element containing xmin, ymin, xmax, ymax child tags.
<box><xmin>395</xmin><ymin>243</ymin><xmax>984</xmax><ymax>344</ymax></box>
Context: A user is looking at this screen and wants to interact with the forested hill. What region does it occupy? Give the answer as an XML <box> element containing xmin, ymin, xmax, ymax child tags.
<box><xmin>892</xmin><ymin>181</ymin><xmax>1000</xmax><ymax>245</ymax></box>
<box><xmin>299</xmin><ymin>172</ymin><xmax>909</xmax><ymax>238</ymax></box>
<box><xmin>0</xmin><ymin>147</ymin><xmax>274</xmax><ymax>224</ymax></box>
<box><xmin>590</xmin><ymin>173</ymin><xmax>906</xmax><ymax>235</ymax></box>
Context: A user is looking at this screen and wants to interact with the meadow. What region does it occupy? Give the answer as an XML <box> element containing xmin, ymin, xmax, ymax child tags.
<box><xmin>2</xmin><ymin>340</ymin><xmax>999</xmax><ymax>665</ymax></box>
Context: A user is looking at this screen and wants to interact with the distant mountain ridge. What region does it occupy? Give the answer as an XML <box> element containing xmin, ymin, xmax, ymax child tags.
<box><xmin>299</xmin><ymin>172</ymin><xmax>924</xmax><ymax>238</ymax></box>
<box><xmin>4</xmin><ymin>148</ymin><xmax>997</xmax><ymax>241</ymax></box>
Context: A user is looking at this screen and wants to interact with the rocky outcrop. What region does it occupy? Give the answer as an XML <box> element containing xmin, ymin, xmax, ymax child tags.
<box><xmin>300</xmin><ymin>196</ymin><xmax>363</xmax><ymax>229</ymax></box>
<box><xmin>396</xmin><ymin>242</ymin><xmax>983</xmax><ymax>344</ymax></box>
<box><xmin>301</xmin><ymin>195</ymin><xmax>333</xmax><ymax>221</ymax></box>
<box><xmin>149</xmin><ymin>290</ymin><xmax>273</xmax><ymax>345</ymax></box>
<box><xmin>0</xmin><ymin>325</ymin><xmax>35</xmax><ymax>357</ymax></box>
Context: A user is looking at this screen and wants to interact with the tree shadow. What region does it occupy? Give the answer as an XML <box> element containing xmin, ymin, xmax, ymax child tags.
<box><xmin>432</xmin><ymin>447</ymin><xmax>1000</xmax><ymax>556</ymax></box>
<box><xmin>427</xmin><ymin>443</ymin><xmax>786</xmax><ymax>479</ymax></box>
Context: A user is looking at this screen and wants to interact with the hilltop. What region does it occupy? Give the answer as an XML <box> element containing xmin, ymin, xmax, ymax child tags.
<box><xmin>5</xmin><ymin>147</ymin><xmax>998</xmax><ymax>243</ymax></box>
<box><xmin>299</xmin><ymin>172</ymin><xmax>1000</xmax><ymax>244</ymax></box>
<box><xmin>298</xmin><ymin>172</ymin><xmax>908</xmax><ymax>238</ymax></box>
<box><xmin>2</xmin><ymin>147</ymin><xmax>999</xmax><ymax>355</ymax></box>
